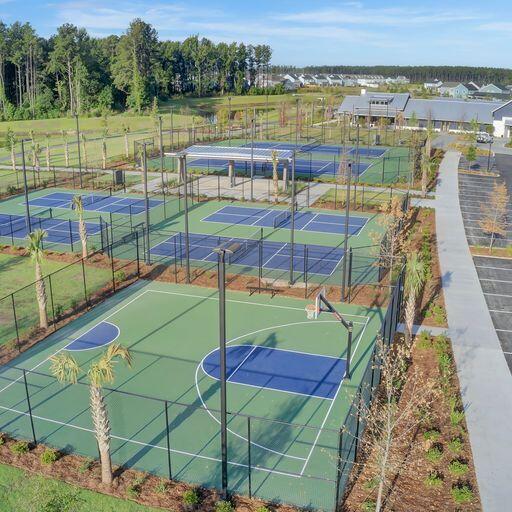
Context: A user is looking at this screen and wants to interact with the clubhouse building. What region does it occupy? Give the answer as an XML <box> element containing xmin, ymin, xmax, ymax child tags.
<box><xmin>338</xmin><ymin>92</ymin><xmax>512</xmax><ymax>137</ymax></box>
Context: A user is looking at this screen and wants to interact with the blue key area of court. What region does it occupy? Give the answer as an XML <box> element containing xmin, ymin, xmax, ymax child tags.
<box><xmin>0</xmin><ymin>213</ymin><xmax>101</xmax><ymax>244</ymax></box>
<box><xmin>151</xmin><ymin>233</ymin><xmax>344</xmax><ymax>276</ymax></box>
<box><xmin>27</xmin><ymin>191</ymin><xmax>164</xmax><ymax>215</ymax></box>
<box><xmin>202</xmin><ymin>205</ymin><xmax>368</xmax><ymax>235</ymax></box>
<box><xmin>202</xmin><ymin>345</ymin><xmax>346</xmax><ymax>399</ymax></box>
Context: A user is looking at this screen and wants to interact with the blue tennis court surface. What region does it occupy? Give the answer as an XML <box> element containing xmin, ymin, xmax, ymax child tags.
<box><xmin>27</xmin><ymin>191</ymin><xmax>164</xmax><ymax>215</ymax></box>
<box><xmin>150</xmin><ymin>233</ymin><xmax>344</xmax><ymax>276</ymax></box>
<box><xmin>188</xmin><ymin>157</ymin><xmax>371</xmax><ymax>178</ymax></box>
<box><xmin>202</xmin><ymin>205</ymin><xmax>368</xmax><ymax>235</ymax></box>
<box><xmin>244</xmin><ymin>141</ymin><xmax>388</xmax><ymax>159</ymax></box>
<box><xmin>0</xmin><ymin>213</ymin><xmax>101</xmax><ymax>244</ymax></box>
<box><xmin>202</xmin><ymin>345</ymin><xmax>346</xmax><ymax>399</ymax></box>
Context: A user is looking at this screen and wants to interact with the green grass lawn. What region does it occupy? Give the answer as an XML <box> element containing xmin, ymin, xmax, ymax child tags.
<box><xmin>0</xmin><ymin>252</ymin><xmax>113</xmax><ymax>347</ymax></box>
<box><xmin>0</xmin><ymin>463</ymin><xmax>160</xmax><ymax>512</ymax></box>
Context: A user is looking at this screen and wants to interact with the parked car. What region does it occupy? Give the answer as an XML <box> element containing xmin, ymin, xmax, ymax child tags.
<box><xmin>476</xmin><ymin>132</ymin><xmax>493</xmax><ymax>144</ymax></box>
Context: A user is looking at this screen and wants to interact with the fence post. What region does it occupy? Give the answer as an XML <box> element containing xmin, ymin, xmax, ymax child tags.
<box><xmin>48</xmin><ymin>274</ymin><xmax>57</xmax><ymax>330</ymax></box>
<box><xmin>164</xmin><ymin>401</ymin><xmax>172</xmax><ymax>480</ymax></box>
<box><xmin>135</xmin><ymin>231</ymin><xmax>140</xmax><ymax>277</ymax></box>
<box><xmin>334</xmin><ymin>183</ymin><xmax>338</xmax><ymax>209</ymax></box>
<box><xmin>81</xmin><ymin>259</ymin><xmax>89</xmax><ymax>308</ymax></box>
<box><xmin>11</xmin><ymin>293</ymin><xmax>20</xmax><ymax>350</ymax></box>
<box><xmin>217</xmin><ymin>175</ymin><xmax>221</xmax><ymax>201</ymax></box>
<box><xmin>304</xmin><ymin>246</ymin><xmax>308</xmax><ymax>298</ymax></box>
<box><xmin>111</xmin><ymin>251</ymin><xmax>116</xmax><ymax>293</ymax></box>
<box><xmin>22</xmin><ymin>370</ymin><xmax>37</xmax><ymax>446</ymax></box>
<box><xmin>347</xmin><ymin>248</ymin><xmax>353</xmax><ymax>303</ymax></box>
<box><xmin>68</xmin><ymin>220</ymin><xmax>74</xmax><ymax>252</ymax></box>
<box><xmin>333</xmin><ymin>428</ymin><xmax>344</xmax><ymax>512</ymax></box>
<box><xmin>354</xmin><ymin>395</ymin><xmax>361</xmax><ymax>463</ymax></box>
<box><xmin>247</xmin><ymin>417</ymin><xmax>252</xmax><ymax>498</ymax></box>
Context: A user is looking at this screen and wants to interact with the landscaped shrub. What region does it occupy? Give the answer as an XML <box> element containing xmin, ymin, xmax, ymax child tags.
<box><xmin>10</xmin><ymin>440</ymin><xmax>29</xmax><ymax>455</ymax></box>
<box><xmin>448</xmin><ymin>437</ymin><xmax>464</xmax><ymax>454</ymax></box>
<box><xmin>114</xmin><ymin>270</ymin><xmax>126</xmax><ymax>283</ymax></box>
<box><xmin>424</xmin><ymin>471</ymin><xmax>444</xmax><ymax>488</ymax></box>
<box><xmin>451</xmin><ymin>484</ymin><xmax>474</xmax><ymax>504</ymax></box>
<box><xmin>78</xmin><ymin>457</ymin><xmax>93</xmax><ymax>473</ymax></box>
<box><xmin>40</xmin><ymin>448</ymin><xmax>59</xmax><ymax>465</ymax></box>
<box><xmin>423</xmin><ymin>429</ymin><xmax>441</xmax><ymax>442</ymax></box>
<box><xmin>425</xmin><ymin>445</ymin><xmax>443</xmax><ymax>463</ymax></box>
<box><xmin>154</xmin><ymin>479</ymin><xmax>168</xmax><ymax>494</ymax></box>
<box><xmin>416</xmin><ymin>330</ymin><xmax>432</xmax><ymax>350</ymax></box>
<box><xmin>361</xmin><ymin>499</ymin><xmax>377</xmax><ymax>512</ymax></box>
<box><xmin>448</xmin><ymin>460</ymin><xmax>469</xmax><ymax>477</ymax></box>
<box><xmin>182</xmin><ymin>489</ymin><xmax>200</xmax><ymax>509</ymax></box>
<box><xmin>215</xmin><ymin>500</ymin><xmax>235</xmax><ymax>512</ymax></box>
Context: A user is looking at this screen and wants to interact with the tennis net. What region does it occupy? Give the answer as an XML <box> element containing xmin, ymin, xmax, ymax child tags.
<box><xmin>228</xmin><ymin>232</ymin><xmax>261</xmax><ymax>265</ymax></box>
<box><xmin>0</xmin><ymin>216</ymin><xmax>26</xmax><ymax>236</ymax></box>
<box><xmin>300</xmin><ymin>139</ymin><xmax>321</xmax><ymax>152</ymax></box>
<box><xmin>273</xmin><ymin>209</ymin><xmax>292</xmax><ymax>228</ymax></box>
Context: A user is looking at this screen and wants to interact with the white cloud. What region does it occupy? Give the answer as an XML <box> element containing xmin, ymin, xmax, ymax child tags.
<box><xmin>478</xmin><ymin>22</ymin><xmax>512</xmax><ymax>31</ymax></box>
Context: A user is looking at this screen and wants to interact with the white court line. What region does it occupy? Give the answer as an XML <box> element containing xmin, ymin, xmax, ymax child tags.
<box><xmin>0</xmin><ymin>404</ymin><xmax>302</xmax><ymax>479</ymax></box>
<box><xmin>299</xmin><ymin>315</ymin><xmax>370</xmax><ymax>475</ymax></box>
<box><xmin>300</xmin><ymin>213</ymin><xmax>320</xmax><ymax>231</ymax></box>
<box><xmin>225</xmin><ymin>346</ymin><xmax>259</xmax><ymax>383</ymax></box>
<box><xmin>0</xmin><ymin>289</ymin><xmax>150</xmax><ymax>396</ymax></box>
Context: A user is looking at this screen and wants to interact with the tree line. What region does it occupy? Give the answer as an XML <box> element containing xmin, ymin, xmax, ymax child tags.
<box><xmin>0</xmin><ymin>19</ymin><xmax>273</xmax><ymax>120</ymax></box>
<box><xmin>272</xmin><ymin>65</ymin><xmax>512</xmax><ymax>85</ymax></box>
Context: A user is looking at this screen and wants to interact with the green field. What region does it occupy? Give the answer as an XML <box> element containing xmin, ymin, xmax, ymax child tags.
<box><xmin>0</xmin><ymin>279</ymin><xmax>384</xmax><ymax>510</ymax></box>
<box><xmin>0</xmin><ymin>253</ymin><xmax>113</xmax><ymax>346</ymax></box>
<box><xmin>0</xmin><ymin>463</ymin><xmax>159</xmax><ymax>511</ymax></box>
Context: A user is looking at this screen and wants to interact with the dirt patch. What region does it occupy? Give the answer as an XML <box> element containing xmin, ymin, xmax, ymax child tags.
<box><xmin>0</xmin><ymin>437</ymin><xmax>298</xmax><ymax>512</ymax></box>
<box><xmin>342</xmin><ymin>335</ymin><xmax>481</xmax><ymax>512</ymax></box>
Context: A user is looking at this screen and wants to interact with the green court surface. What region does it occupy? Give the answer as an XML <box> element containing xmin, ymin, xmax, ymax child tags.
<box><xmin>0</xmin><ymin>280</ymin><xmax>385</xmax><ymax>510</ymax></box>
<box><xmin>147</xmin><ymin>139</ymin><xmax>411</xmax><ymax>186</ymax></box>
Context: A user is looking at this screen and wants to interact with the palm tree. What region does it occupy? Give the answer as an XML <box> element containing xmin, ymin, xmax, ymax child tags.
<box><xmin>6</xmin><ymin>129</ymin><xmax>16</xmax><ymax>172</ymax></box>
<box><xmin>50</xmin><ymin>344</ymin><xmax>132</xmax><ymax>485</ymax></box>
<box><xmin>101</xmin><ymin>128</ymin><xmax>108</xmax><ymax>169</ymax></box>
<box><xmin>26</xmin><ymin>229</ymin><xmax>49</xmax><ymax>329</ymax></box>
<box><xmin>45</xmin><ymin>133</ymin><xmax>51</xmax><ymax>173</ymax></box>
<box><xmin>271</xmin><ymin>150</ymin><xmax>279</xmax><ymax>203</ymax></box>
<box><xmin>404</xmin><ymin>252</ymin><xmax>425</xmax><ymax>345</ymax></box>
<box><xmin>122</xmin><ymin>123</ymin><xmax>130</xmax><ymax>158</ymax></box>
<box><xmin>72</xmin><ymin>195</ymin><xmax>88</xmax><ymax>258</ymax></box>
<box><xmin>81</xmin><ymin>133</ymin><xmax>88</xmax><ymax>171</ymax></box>
<box><xmin>61</xmin><ymin>130</ymin><xmax>69</xmax><ymax>167</ymax></box>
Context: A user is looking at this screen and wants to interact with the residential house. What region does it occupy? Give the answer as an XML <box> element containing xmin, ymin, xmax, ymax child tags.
<box><xmin>438</xmin><ymin>82</ymin><xmax>470</xmax><ymax>99</ymax></box>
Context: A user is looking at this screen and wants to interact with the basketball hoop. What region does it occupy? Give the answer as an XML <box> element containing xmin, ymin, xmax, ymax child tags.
<box><xmin>305</xmin><ymin>303</ymin><xmax>318</xmax><ymax>320</ymax></box>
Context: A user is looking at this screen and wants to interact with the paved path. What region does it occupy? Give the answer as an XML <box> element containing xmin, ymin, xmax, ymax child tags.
<box><xmin>435</xmin><ymin>151</ymin><xmax>512</xmax><ymax>512</ymax></box>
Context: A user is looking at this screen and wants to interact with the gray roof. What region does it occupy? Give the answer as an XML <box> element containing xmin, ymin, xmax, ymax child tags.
<box><xmin>439</xmin><ymin>82</ymin><xmax>464</xmax><ymax>89</ymax></box>
<box><xmin>338</xmin><ymin>93</ymin><xmax>410</xmax><ymax>115</ymax></box>
<box><xmin>404</xmin><ymin>98</ymin><xmax>505</xmax><ymax>124</ymax></box>
<box><xmin>178</xmin><ymin>145</ymin><xmax>293</xmax><ymax>162</ymax></box>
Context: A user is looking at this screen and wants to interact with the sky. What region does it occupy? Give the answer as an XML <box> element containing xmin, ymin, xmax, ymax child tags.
<box><xmin>1</xmin><ymin>0</ymin><xmax>512</xmax><ymax>67</ymax></box>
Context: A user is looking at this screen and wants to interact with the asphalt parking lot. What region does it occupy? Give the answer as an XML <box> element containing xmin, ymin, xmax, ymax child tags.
<box><xmin>474</xmin><ymin>255</ymin><xmax>512</xmax><ymax>370</ymax></box>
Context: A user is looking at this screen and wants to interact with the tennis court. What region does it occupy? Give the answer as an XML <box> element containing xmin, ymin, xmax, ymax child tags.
<box><xmin>27</xmin><ymin>191</ymin><xmax>164</xmax><ymax>215</ymax></box>
<box><xmin>151</xmin><ymin>233</ymin><xmax>345</xmax><ymax>276</ymax></box>
<box><xmin>0</xmin><ymin>280</ymin><xmax>384</xmax><ymax>510</ymax></box>
<box><xmin>202</xmin><ymin>205</ymin><xmax>368</xmax><ymax>235</ymax></box>
<box><xmin>188</xmin><ymin>156</ymin><xmax>371</xmax><ymax>178</ymax></box>
<box><xmin>245</xmin><ymin>141</ymin><xmax>389</xmax><ymax>158</ymax></box>
<box><xmin>0</xmin><ymin>212</ymin><xmax>101</xmax><ymax>244</ymax></box>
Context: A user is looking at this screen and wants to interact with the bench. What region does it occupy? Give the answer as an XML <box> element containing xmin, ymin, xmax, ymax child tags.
<box><xmin>247</xmin><ymin>283</ymin><xmax>284</xmax><ymax>298</ymax></box>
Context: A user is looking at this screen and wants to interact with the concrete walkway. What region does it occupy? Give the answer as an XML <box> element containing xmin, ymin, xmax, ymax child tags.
<box><xmin>435</xmin><ymin>151</ymin><xmax>512</xmax><ymax>512</ymax></box>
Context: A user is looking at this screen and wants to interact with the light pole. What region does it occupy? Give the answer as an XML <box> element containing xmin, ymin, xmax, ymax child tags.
<box><xmin>75</xmin><ymin>113</ymin><xmax>83</xmax><ymax>188</ymax></box>
<box><xmin>141</xmin><ymin>143</ymin><xmax>151</xmax><ymax>265</ymax></box>
<box><xmin>213</xmin><ymin>242</ymin><xmax>239</xmax><ymax>500</ymax></box>
<box><xmin>318</xmin><ymin>97</ymin><xmax>326</xmax><ymax>143</ymax></box>
<box><xmin>250</xmin><ymin>116</ymin><xmax>255</xmax><ymax>202</ymax></box>
<box><xmin>21</xmin><ymin>139</ymin><xmax>32</xmax><ymax>232</ymax></box>
<box><xmin>228</xmin><ymin>96</ymin><xmax>232</xmax><ymax>146</ymax></box>
<box><xmin>341</xmin><ymin>162</ymin><xmax>353</xmax><ymax>301</ymax></box>
<box><xmin>289</xmin><ymin>152</ymin><xmax>296</xmax><ymax>285</ymax></box>
<box><xmin>181</xmin><ymin>155</ymin><xmax>191</xmax><ymax>283</ymax></box>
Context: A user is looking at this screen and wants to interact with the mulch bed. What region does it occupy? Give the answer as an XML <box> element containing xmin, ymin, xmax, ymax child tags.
<box><xmin>342</xmin><ymin>335</ymin><xmax>482</xmax><ymax>512</ymax></box>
